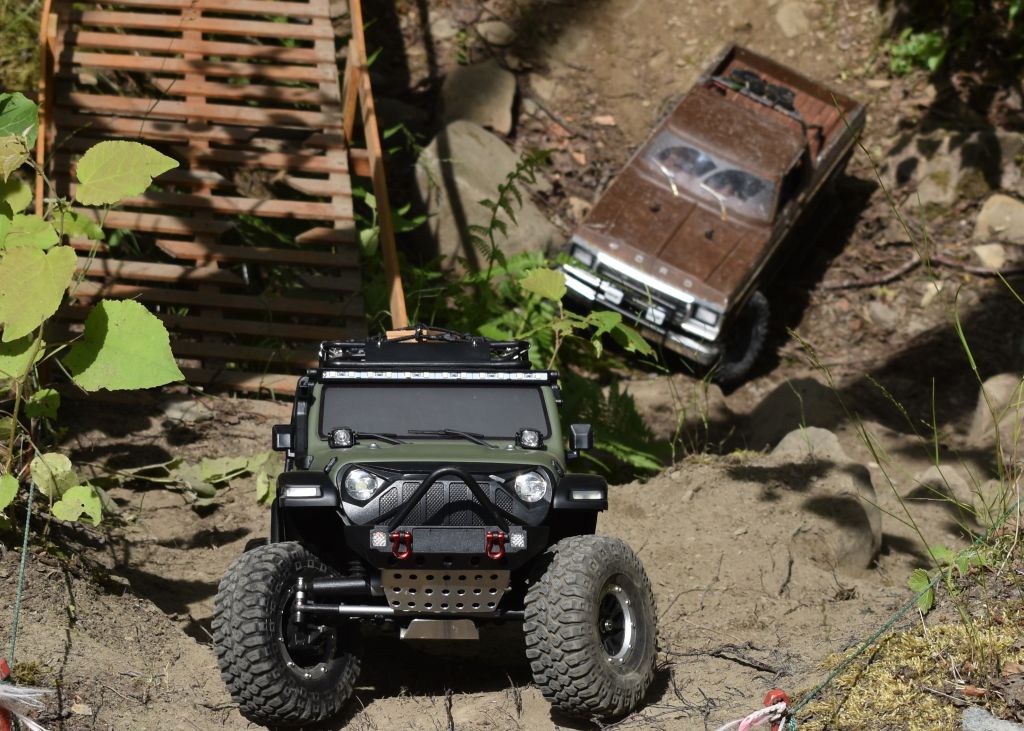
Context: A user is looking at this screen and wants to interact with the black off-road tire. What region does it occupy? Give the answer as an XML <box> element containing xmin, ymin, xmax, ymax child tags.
<box><xmin>524</xmin><ymin>535</ymin><xmax>657</xmax><ymax>720</ymax></box>
<box><xmin>212</xmin><ymin>542</ymin><xmax>360</xmax><ymax>728</ymax></box>
<box><xmin>713</xmin><ymin>289</ymin><xmax>770</xmax><ymax>385</ymax></box>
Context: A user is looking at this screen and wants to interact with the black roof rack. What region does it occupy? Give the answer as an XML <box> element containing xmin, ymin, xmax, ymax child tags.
<box><xmin>319</xmin><ymin>326</ymin><xmax>532</xmax><ymax>369</ymax></box>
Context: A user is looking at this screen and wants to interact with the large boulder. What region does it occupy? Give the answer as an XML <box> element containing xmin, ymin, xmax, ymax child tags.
<box><xmin>440</xmin><ymin>59</ymin><xmax>516</xmax><ymax>135</ymax></box>
<box><xmin>967</xmin><ymin>373</ymin><xmax>1024</xmax><ymax>458</ymax></box>
<box><xmin>415</xmin><ymin>121</ymin><xmax>561</xmax><ymax>268</ymax></box>
<box><xmin>771</xmin><ymin>427</ymin><xmax>883</xmax><ymax>572</ymax></box>
<box><xmin>745</xmin><ymin>377</ymin><xmax>846</xmax><ymax>450</ymax></box>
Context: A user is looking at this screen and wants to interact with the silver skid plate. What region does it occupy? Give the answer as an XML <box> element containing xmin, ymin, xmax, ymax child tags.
<box><xmin>384</xmin><ymin>569</ymin><xmax>510</xmax><ymax>613</ymax></box>
<box><xmin>400</xmin><ymin>618</ymin><xmax>480</xmax><ymax>641</ymax></box>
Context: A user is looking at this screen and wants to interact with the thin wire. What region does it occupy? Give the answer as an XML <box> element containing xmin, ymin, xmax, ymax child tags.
<box><xmin>7</xmin><ymin>480</ymin><xmax>36</xmax><ymax>663</ymax></box>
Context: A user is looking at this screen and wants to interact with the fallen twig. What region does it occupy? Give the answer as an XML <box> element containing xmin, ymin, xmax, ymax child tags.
<box><xmin>821</xmin><ymin>252</ymin><xmax>922</xmax><ymax>290</ymax></box>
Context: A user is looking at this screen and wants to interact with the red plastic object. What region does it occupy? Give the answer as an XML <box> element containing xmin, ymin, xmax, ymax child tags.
<box><xmin>390</xmin><ymin>530</ymin><xmax>412</xmax><ymax>559</ymax></box>
<box><xmin>485</xmin><ymin>531</ymin><xmax>506</xmax><ymax>560</ymax></box>
<box><xmin>0</xmin><ymin>658</ymin><xmax>12</xmax><ymax>731</ymax></box>
<box><xmin>763</xmin><ymin>689</ymin><xmax>790</xmax><ymax>731</ymax></box>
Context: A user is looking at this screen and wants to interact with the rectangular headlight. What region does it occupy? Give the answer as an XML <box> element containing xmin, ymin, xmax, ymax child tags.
<box><xmin>694</xmin><ymin>306</ymin><xmax>719</xmax><ymax>326</ymax></box>
<box><xmin>571</xmin><ymin>244</ymin><xmax>595</xmax><ymax>267</ymax></box>
<box><xmin>570</xmin><ymin>489</ymin><xmax>604</xmax><ymax>501</ymax></box>
<box><xmin>284</xmin><ymin>485</ymin><xmax>321</xmax><ymax>498</ymax></box>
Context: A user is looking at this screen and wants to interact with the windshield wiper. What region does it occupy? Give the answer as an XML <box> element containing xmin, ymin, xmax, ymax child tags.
<box><xmin>408</xmin><ymin>428</ymin><xmax>496</xmax><ymax>448</ymax></box>
<box><xmin>356</xmin><ymin>431</ymin><xmax>405</xmax><ymax>445</ymax></box>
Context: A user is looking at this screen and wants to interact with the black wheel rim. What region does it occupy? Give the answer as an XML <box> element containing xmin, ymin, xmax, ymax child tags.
<box><xmin>275</xmin><ymin>573</ymin><xmax>339</xmax><ymax>682</ymax></box>
<box><xmin>598</xmin><ymin>577</ymin><xmax>639</xmax><ymax>668</ymax></box>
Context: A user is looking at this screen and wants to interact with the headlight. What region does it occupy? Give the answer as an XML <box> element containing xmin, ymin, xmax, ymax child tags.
<box><xmin>513</xmin><ymin>471</ymin><xmax>549</xmax><ymax>503</ymax></box>
<box><xmin>344</xmin><ymin>468</ymin><xmax>384</xmax><ymax>500</ymax></box>
<box><xmin>694</xmin><ymin>306</ymin><xmax>719</xmax><ymax>326</ymax></box>
<box><xmin>571</xmin><ymin>244</ymin><xmax>595</xmax><ymax>268</ymax></box>
<box><xmin>516</xmin><ymin>428</ymin><xmax>543</xmax><ymax>449</ymax></box>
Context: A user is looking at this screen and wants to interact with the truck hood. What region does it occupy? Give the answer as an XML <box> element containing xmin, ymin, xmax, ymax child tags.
<box><xmin>310</xmin><ymin>440</ymin><xmax>564</xmax><ymax>475</ymax></box>
<box><xmin>576</xmin><ymin>166</ymin><xmax>769</xmax><ymax>309</ymax></box>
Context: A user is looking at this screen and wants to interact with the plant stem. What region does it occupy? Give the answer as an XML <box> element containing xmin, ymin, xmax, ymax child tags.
<box><xmin>4</xmin><ymin>328</ymin><xmax>45</xmax><ymax>475</ymax></box>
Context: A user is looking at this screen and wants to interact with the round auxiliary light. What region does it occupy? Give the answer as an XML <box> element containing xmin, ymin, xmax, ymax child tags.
<box><xmin>344</xmin><ymin>468</ymin><xmax>383</xmax><ymax>500</ymax></box>
<box><xmin>516</xmin><ymin>428</ymin><xmax>543</xmax><ymax>449</ymax></box>
<box><xmin>513</xmin><ymin>471</ymin><xmax>549</xmax><ymax>503</ymax></box>
<box><xmin>330</xmin><ymin>427</ymin><xmax>355</xmax><ymax>448</ymax></box>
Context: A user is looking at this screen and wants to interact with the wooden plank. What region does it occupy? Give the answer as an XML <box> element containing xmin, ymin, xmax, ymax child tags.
<box><xmin>73</xmin><ymin>280</ymin><xmax>362</xmax><ymax>316</ymax></box>
<box><xmin>179</xmin><ymin>366</ymin><xmax>299</xmax><ymax>394</ymax></box>
<box><xmin>69</xmin><ymin>31</ymin><xmax>329</xmax><ymax>63</ymax></box>
<box><xmin>79</xmin><ymin>189</ymin><xmax>352</xmax><ymax>220</ymax></box>
<box><xmin>60</xmin><ymin>92</ymin><xmax>331</xmax><ymax>129</ymax></box>
<box><xmin>296</xmin><ymin>226</ymin><xmax>356</xmax><ymax>245</ymax></box>
<box><xmin>74</xmin><ymin>11</ymin><xmax>333</xmax><ymax>41</ymax></box>
<box><xmin>172</xmin><ymin>340</ymin><xmax>317</xmax><ymax>368</ymax></box>
<box><xmin>148</xmin><ymin>78</ymin><xmax>325</xmax><ymax>105</ymax></box>
<box><xmin>154</xmin><ymin>239</ymin><xmax>360</xmax><ymax>268</ymax></box>
<box><xmin>349</xmin><ymin>147</ymin><xmax>371</xmax><ymax>178</ymax></box>
<box><xmin>73</xmin><ymin>0</ymin><xmax>330</xmax><ymax>20</ymax></box>
<box><xmin>61</xmin><ymin>305</ymin><xmax>357</xmax><ymax>340</ymax></box>
<box><xmin>77</xmin><ymin>256</ymin><xmax>244</xmax><ymax>285</ymax></box>
<box><xmin>99</xmin><ymin>210</ymin><xmax>233</xmax><ymax>235</ymax></box>
<box><xmin>68</xmin><ymin>51</ymin><xmax>332</xmax><ymax>83</ymax></box>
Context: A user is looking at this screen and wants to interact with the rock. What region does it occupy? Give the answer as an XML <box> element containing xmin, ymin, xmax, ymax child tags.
<box><xmin>908</xmin><ymin>464</ymin><xmax>974</xmax><ymax>507</ymax></box>
<box><xmin>70</xmin><ymin>703</ymin><xmax>93</xmax><ymax>715</ymax></box>
<box><xmin>530</xmin><ymin>74</ymin><xmax>558</xmax><ymax>103</ymax></box>
<box><xmin>975</xmin><ymin>194</ymin><xmax>1024</xmax><ymax>244</ymax></box>
<box><xmin>771</xmin><ymin>427</ymin><xmax>883</xmax><ymax>571</ymax></box>
<box><xmin>568</xmin><ymin>195</ymin><xmax>592</xmax><ymax>222</ymax></box>
<box><xmin>967</xmin><ymin>373</ymin><xmax>1024</xmax><ymax>456</ymax></box>
<box><xmin>746</xmin><ymin>377</ymin><xmax>846</xmax><ymax>449</ymax></box>
<box><xmin>962</xmin><ymin>706</ymin><xmax>1024</xmax><ymax>731</ymax></box>
<box><xmin>162</xmin><ymin>399</ymin><xmax>214</xmax><ymax>424</ymax></box>
<box><xmin>476</xmin><ymin>19</ymin><xmax>516</xmax><ymax>46</ymax></box>
<box><xmin>973</xmin><ymin>243</ymin><xmax>1008</xmax><ymax>269</ymax></box>
<box><xmin>415</xmin><ymin>121</ymin><xmax>561</xmax><ymax>268</ymax></box>
<box><xmin>974</xmin><ymin>478</ymin><xmax>1012</xmax><ymax>527</ymax></box>
<box><xmin>429</xmin><ymin>15</ymin><xmax>459</xmax><ymax>41</ymax></box>
<box><xmin>867</xmin><ymin>300</ymin><xmax>899</xmax><ymax>330</ymax></box>
<box><xmin>441</xmin><ymin>59</ymin><xmax>517</xmax><ymax>135</ymax></box>
<box><xmin>775</xmin><ymin>2</ymin><xmax>811</xmax><ymax>38</ymax></box>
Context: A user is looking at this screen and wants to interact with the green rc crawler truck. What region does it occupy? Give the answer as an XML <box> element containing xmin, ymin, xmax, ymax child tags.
<box><xmin>212</xmin><ymin>327</ymin><xmax>658</xmax><ymax>726</ymax></box>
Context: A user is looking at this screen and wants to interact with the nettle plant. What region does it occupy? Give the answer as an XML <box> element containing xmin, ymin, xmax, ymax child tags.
<box><xmin>0</xmin><ymin>91</ymin><xmax>189</xmax><ymax>527</ymax></box>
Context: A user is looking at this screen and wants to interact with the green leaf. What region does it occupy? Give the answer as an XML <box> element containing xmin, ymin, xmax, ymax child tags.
<box><xmin>0</xmin><ymin>474</ymin><xmax>18</xmax><ymax>510</ymax></box>
<box><xmin>171</xmin><ymin>462</ymin><xmax>217</xmax><ymax>498</ymax></box>
<box><xmin>0</xmin><ymin>137</ymin><xmax>29</xmax><ymax>184</ymax></box>
<box><xmin>200</xmin><ymin>455</ymin><xmax>249</xmax><ymax>483</ymax></box>
<box><xmin>0</xmin><ymin>177</ymin><xmax>31</xmax><ymax>213</ymax></box>
<box><xmin>58</xmin><ymin>210</ymin><xmax>104</xmax><ymax>241</ymax></box>
<box><xmin>0</xmin><ymin>246</ymin><xmax>77</xmax><ymax>342</ymax></box>
<box><xmin>0</xmin><ymin>334</ymin><xmax>43</xmax><ymax>379</ymax></box>
<box><xmin>0</xmin><ymin>201</ymin><xmax>12</xmax><ymax>243</ymax></box>
<box><xmin>24</xmin><ymin>387</ymin><xmax>59</xmax><ymax>419</ymax></box>
<box><xmin>74</xmin><ymin>141</ymin><xmax>178</xmax><ymax>206</ymax></box>
<box><xmin>520</xmin><ymin>268</ymin><xmax>567</xmax><ymax>302</ymax></box>
<box><xmin>0</xmin><ymin>93</ymin><xmax>39</xmax><ymax>147</ymax></box>
<box><xmin>30</xmin><ymin>452</ymin><xmax>78</xmax><ymax>498</ymax></box>
<box><xmin>51</xmin><ymin>485</ymin><xmax>102</xmax><ymax>526</ymax></box>
<box><xmin>907</xmin><ymin>568</ymin><xmax>935</xmax><ymax>613</ymax></box>
<box><xmin>928</xmin><ymin>544</ymin><xmax>955</xmax><ymax>566</ymax></box>
<box><xmin>63</xmin><ymin>300</ymin><xmax>184</xmax><ymax>391</ymax></box>
<box><xmin>256</xmin><ymin>471</ymin><xmax>273</xmax><ymax>504</ymax></box>
<box><xmin>611</xmin><ymin>322</ymin><xmax>655</xmax><ymax>356</ymax></box>
<box><xmin>3</xmin><ymin>214</ymin><xmax>58</xmax><ymax>250</ymax></box>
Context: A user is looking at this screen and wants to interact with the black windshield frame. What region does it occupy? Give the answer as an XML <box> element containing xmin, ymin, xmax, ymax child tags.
<box><xmin>318</xmin><ymin>384</ymin><xmax>552</xmax><ymax>440</ymax></box>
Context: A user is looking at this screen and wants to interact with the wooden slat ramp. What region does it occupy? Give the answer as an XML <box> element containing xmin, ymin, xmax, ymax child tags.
<box><xmin>37</xmin><ymin>0</ymin><xmax>407</xmax><ymax>396</ymax></box>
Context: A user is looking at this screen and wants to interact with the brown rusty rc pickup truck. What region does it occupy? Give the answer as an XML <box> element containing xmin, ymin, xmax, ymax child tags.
<box><xmin>563</xmin><ymin>44</ymin><xmax>865</xmax><ymax>382</ymax></box>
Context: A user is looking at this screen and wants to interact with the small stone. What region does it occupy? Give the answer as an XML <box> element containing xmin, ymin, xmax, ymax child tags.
<box><xmin>973</xmin><ymin>243</ymin><xmax>1007</xmax><ymax>270</ymax></box>
<box><xmin>865</xmin><ymin>78</ymin><xmax>890</xmax><ymax>89</ymax></box>
<box><xmin>733</xmin><ymin>526</ymin><xmax>748</xmax><ymax>536</ymax></box>
<box><xmin>867</xmin><ymin>300</ymin><xmax>899</xmax><ymax>330</ymax></box>
<box><xmin>162</xmin><ymin>399</ymin><xmax>214</xmax><ymax>424</ymax></box>
<box><xmin>962</xmin><ymin>706</ymin><xmax>1024</xmax><ymax>731</ymax></box>
<box><xmin>920</xmin><ymin>281</ymin><xmax>942</xmax><ymax>307</ymax></box>
<box><xmin>476</xmin><ymin>19</ymin><xmax>516</xmax><ymax>46</ymax></box>
<box><xmin>592</xmin><ymin>114</ymin><xmax>616</xmax><ymax>126</ymax></box>
<box><xmin>975</xmin><ymin>194</ymin><xmax>1024</xmax><ymax>245</ymax></box>
<box><xmin>776</xmin><ymin>2</ymin><xmax>812</xmax><ymax>36</ymax></box>
<box><xmin>71</xmin><ymin>703</ymin><xmax>93</xmax><ymax>715</ymax></box>
<box><xmin>568</xmin><ymin>195</ymin><xmax>592</xmax><ymax>222</ymax></box>
<box><xmin>430</xmin><ymin>16</ymin><xmax>459</xmax><ymax>41</ymax></box>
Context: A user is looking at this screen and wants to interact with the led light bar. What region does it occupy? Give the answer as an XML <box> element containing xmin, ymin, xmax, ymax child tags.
<box><xmin>284</xmin><ymin>485</ymin><xmax>321</xmax><ymax>498</ymax></box>
<box><xmin>321</xmin><ymin>370</ymin><xmax>555</xmax><ymax>383</ymax></box>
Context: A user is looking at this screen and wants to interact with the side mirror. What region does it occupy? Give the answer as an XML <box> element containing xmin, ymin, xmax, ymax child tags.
<box><xmin>272</xmin><ymin>424</ymin><xmax>293</xmax><ymax>451</ymax></box>
<box><xmin>568</xmin><ymin>423</ymin><xmax>593</xmax><ymax>457</ymax></box>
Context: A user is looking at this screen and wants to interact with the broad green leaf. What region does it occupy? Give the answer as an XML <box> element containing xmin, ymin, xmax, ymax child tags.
<box><xmin>57</xmin><ymin>210</ymin><xmax>104</xmax><ymax>241</ymax></box>
<box><xmin>611</xmin><ymin>323</ymin><xmax>655</xmax><ymax>356</ymax></box>
<box><xmin>0</xmin><ymin>93</ymin><xmax>39</xmax><ymax>147</ymax></box>
<box><xmin>3</xmin><ymin>214</ymin><xmax>58</xmax><ymax>250</ymax></box>
<box><xmin>0</xmin><ymin>246</ymin><xmax>77</xmax><ymax>342</ymax></box>
<box><xmin>928</xmin><ymin>544</ymin><xmax>955</xmax><ymax>566</ymax></box>
<box><xmin>0</xmin><ymin>334</ymin><xmax>43</xmax><ymax>378</ymax></box>
<box><xmin>0</xmin><ymin>136</ymin><xmax>28</xmax><ymax>183</ymax></box>
<box><xmin>0</xmin><ymin>202</ymin><xmax>10</xmax><ymax>244</ymax></box>
<box><xmin>30</xmin><ymin>452</ymin><xmax>78</xmax><ymax>498</ymax></box>
<box><xmin>24</xmin><ymin>387</ymin><xmax>59</xmax><ymax>419</ymax></box>
<box><xmin>63</xmin><ymin>300</ymin><xmax>184</xmax><ymax>391</ymax></box>
<box><xmin>200</xmin><ymin>455</ymin><xmax>249</xmax><ymax>483</ymax></box>
<box><xmin>907</xmin><ymin>568</ymin><xmax>935</xmax><ymax>613</ymax></box>
<box><xmin>51</xmin><ymin>485</ymin><xmax>102</xmax><ymax>525</ymax></box>
<box><xmin>0</xmin><ymin>177</ymin><xmax>31</xmax><ymax>213</ymax></box>
<box><xmin>172</xmin><ymin>462</ymin><xmax>217</xmax><ymax>498</ymax></box>
<box><xmin>256</xmin><ymin>471</ymin><xmax>273</xmax><ymax>504</ymax></box>
<box><xmin>74</xmin><ymin>141</ymin><xmax>178</xmax><ymax>206</ymax></box>
<box><xmin>0</xmin><ymin>474</ymin><xmax>18</xmax><ymax>510</ymax></box>
<box><xmin>520</xmin><ymin>268</ymin><xmax>566</xmax><ymax>301</ymax></box>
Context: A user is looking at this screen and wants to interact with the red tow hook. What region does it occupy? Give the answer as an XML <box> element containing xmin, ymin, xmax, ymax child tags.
<box><xmin>485</xmin><ymin>531</ymin><xmax>506</xmax><ymax>560</ymax></box>
<box><xmin>390</xmin><ymin>530</ymin><xmax>413</xmax><ymax>559</ymax></box>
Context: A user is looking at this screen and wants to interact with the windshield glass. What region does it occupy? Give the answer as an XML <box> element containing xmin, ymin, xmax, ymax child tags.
<box><xmin>319</xmin><ymin>385</ymin><xmax>550</xmax><ymax>440</ymax></box>
<box><xmin>643</xmin><ymin>131</ymin><xmax>776</xmax><ymax>221</ymax></box>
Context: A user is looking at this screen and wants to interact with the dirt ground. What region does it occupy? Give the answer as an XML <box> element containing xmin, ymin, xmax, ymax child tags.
<box><xmin>2</xmin><ymin>0</ymin><xmax>1022</xmax><ymax>729</ymax></box>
